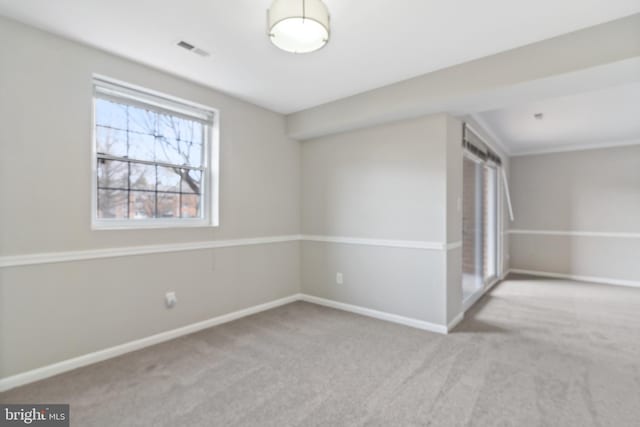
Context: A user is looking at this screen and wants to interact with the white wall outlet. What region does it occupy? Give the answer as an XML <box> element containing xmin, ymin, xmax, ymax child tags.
<box><xmin>165</xmin><ymin>291</ymin><xmax>177</xmax><ymax>308</ymax></box>
<box><xmin>336</xmin><ymin>272</ymin><xmax>344</xmax><ymax>285</ymax></box>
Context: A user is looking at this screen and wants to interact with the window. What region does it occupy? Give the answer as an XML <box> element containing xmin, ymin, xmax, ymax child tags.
<box><xmin>92</xmin><ymin>77</ymin><xmax>218</xmax><ymax>229</ymax></box>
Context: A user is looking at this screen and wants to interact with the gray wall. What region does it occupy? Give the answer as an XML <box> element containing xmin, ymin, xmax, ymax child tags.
<box><xmin>301</xmin><ymin>115</ymin><xmax>447</xmax><ymax>242</ymax></box>
<box><xmin>302</xmin><ymin>243</ymin><xmax>447</xmax><ymax>323</ymax></box>
<box><xmin>509</xmin><ymin>145</ymin><xmax>640</xmax><ymax>283</ymax></box>
<box><xmin>445</xmin><ymin>116</ymin><xmax>463</xmax><ymax>323</ymax></box>
<box><xmin>0</xmin><ymin>17</ymin><xmax>301</xmax><ymax>378</ymax></box>
<box><xmin>300</xmin><ymin>114</ymin><xmax>463</xmax><ymax>326</ymax></box>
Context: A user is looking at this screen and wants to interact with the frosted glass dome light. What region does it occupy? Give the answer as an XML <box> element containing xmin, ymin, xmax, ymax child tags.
<box><xmin>268</xmin><ymin>0</ymin><xmax>330</xmax><ymax>54</ymax></box>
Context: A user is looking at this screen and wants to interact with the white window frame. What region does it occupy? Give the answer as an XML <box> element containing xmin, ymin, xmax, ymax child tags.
<box><xmin>91</xmin><ymin>75</ymin><xmax>219</xmax><ymax>230</ymax></box>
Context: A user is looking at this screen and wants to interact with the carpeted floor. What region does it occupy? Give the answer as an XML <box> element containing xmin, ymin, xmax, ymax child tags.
<box><xmin>2</xmin><ymin>275</ymin><xmax>640</xmax><ymax>426</ymax></box>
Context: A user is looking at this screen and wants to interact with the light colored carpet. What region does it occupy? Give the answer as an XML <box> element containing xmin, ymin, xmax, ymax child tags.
<box><xmin>2</xmin><ymin>275</ymin><xmax>640</xmax><ymax>426</ymax></box>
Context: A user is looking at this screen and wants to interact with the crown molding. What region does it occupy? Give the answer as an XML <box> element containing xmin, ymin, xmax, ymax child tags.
<box><xmin>468</xmin><ymin>113</ymin><xmax>512</xmax><ymax>156</ymax></box>
<box><xmin>510</xmin><ymin>138</ymin><xmax>640</xmax><ymax>157</ymax></box>
<box><xmin>508</xmin><ymin>229</ymin><xmax>640</xmax><ymax>239</ymax></box>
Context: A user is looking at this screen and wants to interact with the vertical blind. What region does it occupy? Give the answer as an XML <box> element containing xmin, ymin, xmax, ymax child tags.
<box><xmin>463</xmin><ymin>123</ymin><xmax>514</xmax><ymax>221</ymax></box>
<box><xmin>463</xmin><ymin>124</ymin><xmax>502</xmax><ymax>166</ymax></box>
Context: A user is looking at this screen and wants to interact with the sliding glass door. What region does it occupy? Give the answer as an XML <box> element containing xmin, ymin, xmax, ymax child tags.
<box><xmin>483</xmin><ymin>165</ymin><xmax>498</xmax><ymax>284</ymax></box>
<box><xmin>462</xmin><ymin>126</ymin><xmax>500</xmax><ymax>305</ymax></box>
<box><xmin>462</xmin><ymin>155</ymin><xmax>485</xmax><ymax>300</ymax></box>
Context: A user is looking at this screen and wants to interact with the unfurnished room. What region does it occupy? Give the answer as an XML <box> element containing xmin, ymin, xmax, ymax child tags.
<box><xmin>1</xmin><ymin>1</ymin><xmax>639</xmax><ymax>426</ymax></box>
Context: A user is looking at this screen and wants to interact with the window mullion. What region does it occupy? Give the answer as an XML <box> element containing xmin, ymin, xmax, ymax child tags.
<box><xmin>179</xmin><ymin>169</ymin><xmax>183</xmax><ymax>218</ymax></box>
<box><xmin>127</xmin><ymin>161</ymin><xmax>131</xmax><ymax>219</ymax></box>
<box><xmin>95</xmin><ymin>154</ymin><xmax>204</xmax><ymax>172</ymax></box>
<box><xmin>155</xmin><ymin>164</ymin><xmax>159</xmax><ymax>219</ymax></box>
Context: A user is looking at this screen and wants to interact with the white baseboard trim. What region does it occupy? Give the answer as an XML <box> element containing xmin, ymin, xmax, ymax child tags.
<box><xmin>508</xmin><ymin>269</ymin><xmax>640</xmax><ymax>289</ymax></box>
<box><xmin>446</xmin><ymin>313</ymin><xmax>464</xmax><ymax>332</ymax></box>
<box><xmin>462</xmin><ymin>290</ymin><xmax>484</xmax><ymax>312</ymax></box>
<box><xmin>299</xmin><ymin>294</ymin><xmax>448</xmax><ymax>334</ymax></box>
<box><xmin>1</xmin><ymin>291</ymin><xmax>469</xmax><ymax>392</ymax></box>
<box><xmin>462</xmin><ymin>270</ymin><xmax>508</xmax><ymax>312</ymax></box>
<box><xmin>0</xmin><ymin>294</ymin><xmax>301</xmax><ymax>393</ymax></box>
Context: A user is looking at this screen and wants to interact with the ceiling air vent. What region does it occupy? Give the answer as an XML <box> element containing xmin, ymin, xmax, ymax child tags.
<box><xmin>176</xmin><ymin>40</ymin><xmax>210</xmax><ymax>57</ymax></box>
<box><xmin>177</xmin><ymin>40</ymin><xmax>195</xmax><ymax>50</ymax></box>
<box><xmin>192</xmin><ymin>48</ymin><xmax>210</xmax><ymax>57</ymax></box>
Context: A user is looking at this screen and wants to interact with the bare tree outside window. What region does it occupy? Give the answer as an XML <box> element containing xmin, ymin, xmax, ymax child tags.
<box><xmin>94</xmin><ymin>92</ymin><xmax>210</xmax><ymax>223</ymax></box>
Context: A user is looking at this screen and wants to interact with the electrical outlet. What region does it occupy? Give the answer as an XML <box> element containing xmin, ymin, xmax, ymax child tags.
<box><xmin>165</xmin><ymin>291</ymin><xmax>177</xmax><ymax>308</ymax></box>
<box><xmin>336</xmin><ymin>272</ymin><xmax>343</xmax><ymax>285</ymax></box>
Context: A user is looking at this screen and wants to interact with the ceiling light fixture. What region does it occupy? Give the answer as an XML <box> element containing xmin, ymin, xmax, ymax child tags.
<box><xmin>267</xmin><ymin>0</ymin><xmax>330</xmax><ymax>54</ymax></box>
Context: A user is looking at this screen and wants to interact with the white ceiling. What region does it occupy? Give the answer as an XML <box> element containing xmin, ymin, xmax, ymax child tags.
<box><xmin>1</xmin><ymin>0</ymin><xmax>639</xmax><ymax>114</ymax></box>
<box><xmin>476</xmin><ymin>83</ymin><xmax>640</xmax><ymax>155</ymax></box>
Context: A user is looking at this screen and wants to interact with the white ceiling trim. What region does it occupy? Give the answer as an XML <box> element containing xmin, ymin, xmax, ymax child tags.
<box><xmin>468</xmin><ymin>113</ymin><xmax>511</xmax><ymax>156</ymax></box>
<box><xmin>510</xmin><ymin>138</ymin><xmax>640</xmax><ymax>157</ymax></box>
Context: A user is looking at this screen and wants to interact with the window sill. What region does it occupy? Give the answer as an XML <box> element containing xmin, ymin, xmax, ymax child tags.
<box><xmin>91</xmin><ymin>219</ymin><xmax>217</xmax><ymax>231</ymax></box>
